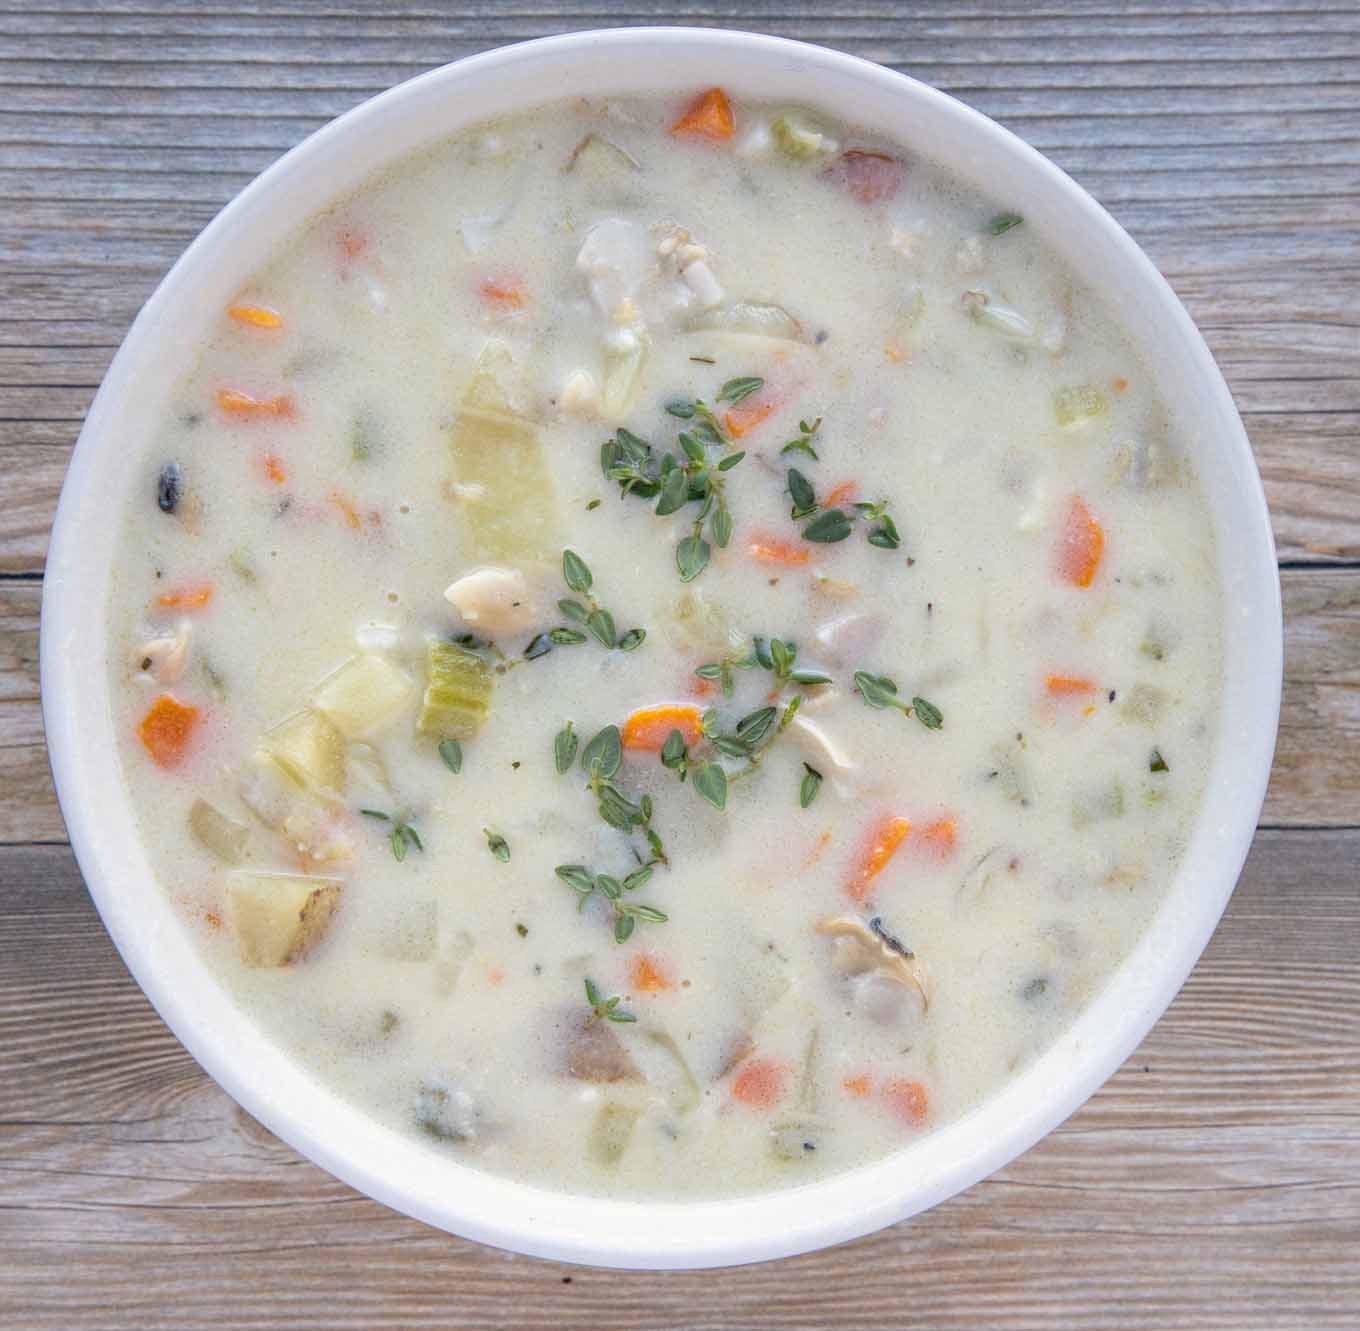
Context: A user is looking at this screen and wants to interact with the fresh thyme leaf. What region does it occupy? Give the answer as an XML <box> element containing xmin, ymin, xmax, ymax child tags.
<box><xmin>693</xmin><ymin>762</ymin><xmax>728</xmax><ymax>810</ymax></box>
<box><xmin>596</xmin><ymin>873</ymin><xmax>623</xmax><ymax>900</ymax></box>
<box><xmin>624</xmin><ymin>903</ymin><xmax>668</xmax><ymax>924</ymax></box>
<box><xmin>580</xmin><ymin>724</ymin><xmax>623</xmax><ymax>780</ymax></box>
<box><xmin>562</xmin><ymin>548</ymin><xmax>593</xmax><ymax>595</ymax></box>
<box><xmin>360</xmin><ymin>808</ymin><xmax>390</xmax><ymax>821</ymax></box>
<box><xmin>676</xmin><ymin>533</ymin><xmax>711</xmax><ymax>582</ymax></box>
<box><xmin>665</xmin><ymin>399</ymin><xmax>697</xmax><ymax>419</ymax></box>
<box><xmin>549</xmin><ymin>627</ymin><xmax>587</xmax><ymax>645</ymax></box>
<box><xmin>790</xmin><ymin>668</ymin><xmax>833</xmax><ymax>686</ymax></box>
<box><xmin>484</xmin><ymin>828</ymin><xmax>510</xmax><ymax>862</ymax></box>
<box><xmin>854</xmin><ymin>670</ymin><xmax>904</xmax><ymax>710</ymax></box>
<box><xmin>524</xmin><ymin>632</ymin><xmax>553</xmax><ymax>660</ymax></box>
<box><xmin>584</xmin><ymin>977</ymin><xmax>637</xmax><ymax>1023</ymax></box>
<box><xmin>554</xmin><ymin>721</ymin><xmax>578</xmax><ymax>774</ymax></box>
<box><xmin>712</xmin><ymin>504</ymin><xmax>734</xmax><ymax>549</ymax></box>
<box><xmin>678</xmin><ymin>432</ymin><xmax>706</xmax><ymax>464</ymax></box>
<box><xmin>556</xmin><ymin>864</ymin><xmax>596</xmax><ymax>894</ymax></box>
<box><xmin>788</xmin><ymin>467</ymin><xmax>817</xmax><ymax>519</ymax></box>
<box><xmin>736</xmin><ymin>705</ymin><xmax>778</xmax><ymax>748</ymax></box>
<box><xmin>989</xmin><ymin>211</ymin><xmax>1024</xmax><ymax>235</ymax></box>
<box><xmin>712</xmin><ymin>734</ymin><xmax>753</xmax><ymax>759</ymax></box>
<box><xmin>622</xmin><ymin>865</ymin><xmax>654</xmax><ymax>892</ymax></box>
<box><xmin>781</xmin><ymin>436</ymin><xmax>819</xmax><ymax>460</ymax></box>
<box><xmin>867</xmin><ymin>514</ymin><xmax>901</xmax><ymax>550</ymax></box>
<box><xmin>769</xmin><ymin>637</ymin><xmax>796</xmax><ymax>680</ymax></box>
<box><xmin>655</xmin><ymin>465</ymin><xmax>689</xmax><ymax>516</ymax></box>
<box><xmin>911</xmin><ymin>696</ymin><xmax>944</xmax><ymax>730</ymax></box>
<box><xmin>614</xmin><ymin>914</ymin><xmax>636</xmax><ymax>943</ymax></box>
<box><xmin>716</xmin><ymin>450</ymin><xmax>745</xmax><ymax>472</ymax></box>
<box><xmin>716</xmin><ymin>376</ymin><xmax>764</xmax><ymax>405</ymax></box>
<box><xmin>586</xmin><ymin>498</ymin><xmax>602</xmax><ymax>511</ymax></box>
<box><xmin>1149</xmin><ymin>747</ymin><xmax>1169</xmax><ymax>773</ymax></box>
<box><xmin>617</xmin><ymin>627</ymin><xmax>646</xmax><ymax>652</ymax></box>
<box><xmin>803</xmin><ymin>508</ymin><xmax>853</xmax><ymax>543</ymax></box>
<box><xmin>660</xmin><ymin>728</ymin><xmax>689</xmax><ymax>769</ymax></box>
<box><xmin>585</xmin><ymin>607</ymin><xmax>617</xmax><ymax>649</ymax></box>
<box><xmin>363</xmin><ymin>808</ymin><xmax>423</xmax><ymax>860</ymax></box>
<box><xmin>690</xmin><ymin>354</ymin><xmax>716</xmax><ymax>365</ymax></box>
<box><xmin>438</xmin><ymin>738</ymin><xmax>463</xmax><ymax>774</ymax></box>
<box><xmin>800</xmin><ymin>763</ymin><xmax>823</xmax><ymax>808</ymax></box>
<box><xmin>558</xmin><ymin>598</ymin><xmax>589</xmax><ymax>624</ymax></box>
<box><xmin>694</xmin><ymin>663</ymin><xmax>723</xmax><ymax>680</ymax></box>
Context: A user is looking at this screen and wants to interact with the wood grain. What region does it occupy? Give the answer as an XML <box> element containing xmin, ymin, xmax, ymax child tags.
<box><xmin>1</xmin><ymin>2</ymin><xmax>1357</xmax><ymax>1324</ymax></box>
<box><xmin>2</xmin><ymin>830</ymin><xmax>1356</xmax><ymax>1328</ymax></box>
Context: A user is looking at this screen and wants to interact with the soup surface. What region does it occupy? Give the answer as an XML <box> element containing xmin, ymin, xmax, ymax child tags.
<box><xmin>109</xmin><ymin>89</ymin><xmax>1223</xmax><ymax>1199</ymax></box>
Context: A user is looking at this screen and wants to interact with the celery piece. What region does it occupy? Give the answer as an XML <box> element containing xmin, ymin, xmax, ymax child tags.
<box><xmin>1054</xmin><ymin>383</ymin><xmax>1108</xmax><ymax>427</ymax></box>
<box><xmin>771</xmin><ymin>114</ymin><xmax>831</xmax><ymax>161</ymax></box>
<box><xmin>263</xmin><ymin>707</ymin><xmax>346</xmax><ymax>794</ymax></box>
<box><xmin>188</xmin><ymin>798</ymin><xmax>250</xmax><ymax>863</ymax></box>
<box><xmin>228</xmin><ymin>872</ymin><xmax>341</xmax><ymax>967</ymax></box>
<box><xmin>311</xmin><ymin>654</ymin><xmax>415</xmax><ymax>739</ymax></box>
<box><xmin>417</xmin><ymin>639</ymin><xmax>493</xmax><ymax>739</ymax></box>
<box><xmin>448</xmin><ymin>342</ymin><xmax>557</xmax><ymax>561</ymax></box>
<box><xmin>689</xmin><ymin>301</ymin><xmax>805</xmax><ymax>342</ymax></box>
<box><xmin>588</xmin><ymin>1102</ymin><xmax>640</xmax><ymax>1166</ymax></box>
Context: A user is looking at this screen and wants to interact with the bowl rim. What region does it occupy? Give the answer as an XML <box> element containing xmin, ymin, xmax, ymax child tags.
<box><xmin>41</xmin><ymin>25</ymin><xmax>1282</xmax><ymax>1269</ymax></box>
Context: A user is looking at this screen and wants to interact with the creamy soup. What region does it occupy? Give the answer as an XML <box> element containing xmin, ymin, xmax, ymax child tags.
<box><xmin>109</xmin><ymin>89</ymin><xmax>1222</xmax><ymax>1200</ymax></box>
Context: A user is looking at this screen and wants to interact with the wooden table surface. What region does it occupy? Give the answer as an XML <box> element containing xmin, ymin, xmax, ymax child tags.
<box><xmin>3</xmin><ymin>2</ymin><xmax>1358</xmax><ymax>1326</ymax></box>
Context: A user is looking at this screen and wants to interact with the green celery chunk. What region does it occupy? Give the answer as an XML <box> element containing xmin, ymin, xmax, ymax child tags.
<box><xmin>417</xmin><ymin>639</ymin><xmax>493</xmax><ymax>739</ymax></box>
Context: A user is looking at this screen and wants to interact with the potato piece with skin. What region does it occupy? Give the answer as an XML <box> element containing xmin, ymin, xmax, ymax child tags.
<box><xmin>228</xmin><ymin>872</ymin><xmax>341</xmax><ymax>966</ymax></box>
<box><xmin>311</xmin><ymin>654</ymin><xmax>415</xmax><ymax>739</ymax></box>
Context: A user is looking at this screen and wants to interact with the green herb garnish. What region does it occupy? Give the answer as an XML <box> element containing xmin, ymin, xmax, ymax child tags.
<box><xmin>780</xmin><ymin>416</ymin><xmax>822</xmax><ymax>461</ymax></box>
<box><xmin>989</xmin><ymin>211</ymin><xmax>1024</xmax><ymax>236</ymax></box>
<box><xmin>554</xmin><ymin>721</ymin><xmax>578</xmax><ymax>774</ymax></box>
<box><xmin>536</xmin><ymin>549</ymin><xmax>644</xmax><ymax>656</ymax></box>
<box><xmin>716</xmin><ymin>376</ymin><xmax>764</xmax><ymax>405</ymax></box>
<box><xmin>584</xmin><ymin>976</ymin><xmax>637</xmax><ymax>1023</ymax></box>
<box><xmin>853</xmin><ymin>671</ymin><xmax>943</xmax><ymax>730</ymax></box>
<box><xmin>1149</xmin><ymin>747</ymin><xmax>1169</xmax><ymax>773</ymax></box>
<box><xmin>438</xmin><ymin>738</ymin><xmax>463</xmax><ymax>774</ymax></box>
<box><xmin>484</xmin><ymin>828</ymin><xmax>511</xmax><ymax>862</ymax></box>
<box><xmin>361</xmin><ymin>808</ymin><xmax>424</xmax><ymax>862</ymax></box>
<box><xmin>558</xmin><ymin>866</ymin><xmax>670</xmax><ymax>944</ymax></box>
<box><xmin>800</xmin><ymin>763</ymin><xmax>823</xmax><ymax>808</ymax></box>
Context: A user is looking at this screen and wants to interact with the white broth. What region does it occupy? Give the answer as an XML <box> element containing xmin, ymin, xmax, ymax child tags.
<box><xmin>109</xmin><ymin>90</ymin><xmax>1222</xmax><ymax>1199</ymax></box>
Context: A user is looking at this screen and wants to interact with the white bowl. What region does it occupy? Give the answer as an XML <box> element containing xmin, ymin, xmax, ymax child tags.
<box><xmin>41</xmin><ymin>27</ymin><xmax>1282</xmax><ymax>1269</ymax></box>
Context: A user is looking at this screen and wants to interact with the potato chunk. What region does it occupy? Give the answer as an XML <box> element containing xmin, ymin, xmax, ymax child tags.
<box><xmin>311</xmin><ymin>654</ymin><xmax>415</xmax><ymax>739</ymax></box>
<box><xmin>228</xmin><ymin>872</ymin><xmax>342</xmax><ymax>967</ymax></box>
<box><xmin>262</xmin><ymin>708</ymin><xmax>346</xmax><ymax>794</ymax></box>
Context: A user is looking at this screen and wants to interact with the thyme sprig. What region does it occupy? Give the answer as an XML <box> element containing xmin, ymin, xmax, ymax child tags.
<box><xmin>780</xmin><ymin>416</ymin><xmax>822</xmax><ymax>461</ymax></box>
<box><xmin>584</xmin><ymin>977</ymin><xmax>637</xmax><ymax>1024</ymax></box>
<box><xmin>360</xmin><ymin>808</ymin><xmax>424</xmax><ymax>862</ymax></box>
<box><xmin>557</xmin><ymin>863</ymin><xmax>669</xmax><ymax>943</ymax></box>
<box><xmin>659</xmin><ymin>694</ymin><xmax>803</xmax><ymax>811</ymax></box>
<box><xmin>788</xmin><ymin>468</ymin><xmax>901</xmax><ymax>550</ymax></box>
<box><xmin>695</xmin><ymin>635</ymin><xmax>831</xmax><ymax>699</ymax></box>
<box><xmin>853</xmin><ymin>670</ymin><xmax>943</xmax><ymax>729</ymax></box>
<box><xmin>602</xmin><ymin>385</ymin><xmax>751</xmax><ymax>582</ymax></box>
<box><xmin>526</xmin><ymin>549</ymin><xmax>647</xmax><ymax>660</ymax></box>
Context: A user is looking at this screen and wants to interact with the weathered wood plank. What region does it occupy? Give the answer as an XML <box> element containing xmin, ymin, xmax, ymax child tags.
<box><xmin>0</xmin><ymin>829</ymin><xmax>1354</xmax><ymax>1327</ymax></box>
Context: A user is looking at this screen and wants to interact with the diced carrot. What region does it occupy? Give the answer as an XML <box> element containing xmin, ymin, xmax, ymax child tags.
<box><xmin>1045</xmin><ymin>673</ymin><xmax>1098</xmax><ymax>697</ymax></box>
<box><xmin>688</xmin><ymin>674</ymin><xmax>719</xmax><ymax>699</ymax></box>
<box><xmin>478</xmin><ymin>277</ymin><xmax>527</xmax><ymax>310</ymax></box>
<box><xmin>1056</xmin><ymin>496</ymin><xmax>1105</xmax><ymax>588</ymax></box>
<box><xmin>747</xmin><ymin>533</ymin><xmax>810</xmax><ymax>566</ymax></box>
<box><xmin>670</xmin><ymin>87</ymin><xmax>734</xmax><ymax>142</ymax></box>
<box><xmin>918</xmin><ymin>817</ymin><xmax>957</xmax><ymax>858</ymax></box>
<box><xmin>622</xmin><ymin>703</ymin><xmax>704</xmax><ymax>752</ymax></box>
<box><xmin>156</xmin><ymin>582</ymin><xmax>213</xmax><ymax>611</ymax></box>
<box><xmin>137</xmin><ymin>694</ymin><xmax>201</xmax><ymax>769</ymax></box>
<box><xmin>847</xmin><ymin>814</ymin><xmax>912</xmax><ymax>902</ymax></box>
<box><xmin>825</xmin><ymin>480</ymin><xmax>859</xmax><ymax>509</ymax></box>
<box><xmin>227</xmin><ymin>303</ymin><xmax>283</xmax><ymax>329</ymax></box>
<box><xmin>882</xmin><ymin>1078</ymin><xmax>929</xmax><ymax>1126</ymax></box>
<box><xmin>842</xmin><ymin>1074</ymin><xmax>873</xmax><ymax>1098</ymax></box>
<box><xmin>823</xmin><ymin>150</ymin><xmax>906</xmax><ymax>205</ymax></box>
<box><xmin>629</xmin><ymin>954</ymin><xmax>672</xmax><ymax>993</ymax></box>
<box><xmin>261</xmin><ymin>453</ymin><xmax>288</xmax><ymax>485</ymax></box>
<box><xmin>1112</xmin><ymin>376</ymin><xmax>1130</xmax><ymax>393</ymax></box>
<box><xmin>731</xmin><ymin>1058</ymin><xmax>786</xmax><ymax>1108</ymax></box>
<box><xmin>884</xmin><ymin>338</ymin><xmax>906</xmax><ymax>364</ymax></box>
<box><xmin>328</xmin><ymin>491</ymin><xmax>362</xmax><ymax>530</ymax></box>
<box><xmin>338</xmin><ymin>229</ymin><xmax>366</xmax><ymax>260</ymax></box>
<box><xmin>723</xmin><ymin>394</ymin><xmax>777</xmax><ymax>438</ymax></box>
<box><xmin>216</xmin><ymin>388</ymin><xmax>294</xmax><ymax>419</ymax></box>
